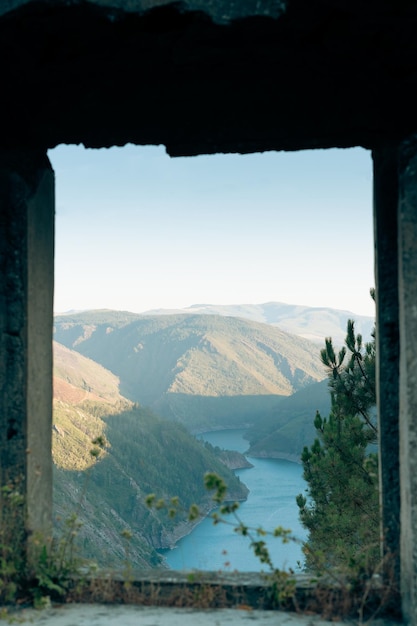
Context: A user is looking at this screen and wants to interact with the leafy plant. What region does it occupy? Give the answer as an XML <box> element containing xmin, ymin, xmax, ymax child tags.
<box><xmin>0</xmin><ymin>478</ymin><xmax>26</xmax><ymax>605</ymax></box>
<box><xmin>0</xmin><ymin>438</ymin><xmax>109</xmax><ymax>611</ymax></box>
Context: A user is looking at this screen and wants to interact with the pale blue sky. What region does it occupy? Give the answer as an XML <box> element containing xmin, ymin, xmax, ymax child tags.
<box><xmin>49</xmin><ymin>144</ymin><xmax>375</xmax><ymax>317</ymax></box>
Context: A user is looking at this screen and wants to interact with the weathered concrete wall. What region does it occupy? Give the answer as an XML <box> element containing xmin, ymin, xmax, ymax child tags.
<box><xmin>0</xmin><ymin>0</ymin><xmax>416</xmax><ymax>622</ymax></box>
<box><xmin>397</xmin><ymin>137</ymin><xmax>417</xmax><ymax>625</ymax></box>
<box><xmin>373</xmin><ymin>146</ymin><xmax>400</xmax><ymax>582</ymax></box>
<box><xmin>0</xmin><ymin>151</ymin><xmax>54</xmax><ymax>543</ymax></box>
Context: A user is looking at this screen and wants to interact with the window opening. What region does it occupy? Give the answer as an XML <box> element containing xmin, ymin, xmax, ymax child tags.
<box><xmin>48</xmin><ymin>145</ymin><xmax>375</xmax><ymax>577</ymax></box>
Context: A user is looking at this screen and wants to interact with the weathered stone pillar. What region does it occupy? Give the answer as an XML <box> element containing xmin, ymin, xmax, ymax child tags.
<box><xmin>0</xmin><ymin>151</ymin><xmax>54</xmax><ymax>555</ymax></box>
<box><xmin>372</xmin><ymin>146</ymin><xmax>400</xmax><ymax>585</ymax></box>
<box><xmin>397</xmin><ymin>136</ymin><xmax>417</xmax><ymax>625</ymax></box>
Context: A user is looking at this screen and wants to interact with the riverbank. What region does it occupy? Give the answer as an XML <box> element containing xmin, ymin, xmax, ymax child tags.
<box><xmin>195</xmin><ymin>426</ymin><xmax>303</xmax><ymax>465</ymax></box>
<box><xmin>248</xmin><ymin>450</ymin><xmax>302</xmax><ymax>464</ymax></box>
<box><xmin>163</xmin><ymin>429</ymin><xmax>307</xmax><ymax>572</ymax></box>
<box><xmin>216</xmin><ymin>449</ymin><xmax>254</xmax><ymax>469</ymax></box>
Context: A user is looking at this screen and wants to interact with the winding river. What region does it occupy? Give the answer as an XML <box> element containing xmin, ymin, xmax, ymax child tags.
<box><xmin>161</xmin><ymin>429</ymin><xmax>308</xmax><ymax>573</ymax></box>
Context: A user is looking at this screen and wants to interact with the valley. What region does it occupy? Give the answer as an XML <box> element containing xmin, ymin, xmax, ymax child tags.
<box><xmin>163</xmin><ymin>429</ymin><xmax>308</xmax><ymax>572</ymax></box>
<box><xmin>52</xmin><ymin>341</ymin><xmax>248</xmax><ymax>570</ymax></box>
<box><xmin>52</xmin><ymin>305</ymin><xmax>371</xmax><ymax>571</ymax></box>
<box><xmin>54</xmin><ymin>311</ymin><xmax>326</xmax><ymax>431</ymax></box>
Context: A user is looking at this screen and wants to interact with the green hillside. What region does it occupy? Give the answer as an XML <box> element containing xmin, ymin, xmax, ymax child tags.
<box><xmin>54</xmin><ymin>340</ymin><xmax>123</xmax><ymax>400</ymax></box>
<box><xmin>52</xmin><ymin>342</ymin><xmax>248</xmax><ymax>570</ymax></box>
<box><xmin>54</xmin><ymin>312</ymin><xmax>325</xmax><ymax>430</ymax></box>
<box><xmin>245</xmin><ymin>380</ymin><xmax>331</xmax><ymax>461</ymax></box>
<box><xmin>53</xmin><ymin>341</ymin><xmax>129</xmax><ymax>469</ymax></box>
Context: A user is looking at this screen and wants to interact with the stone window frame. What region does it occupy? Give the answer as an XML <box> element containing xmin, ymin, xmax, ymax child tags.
<box><xmin>0</xmin><ymin>1</ymin><xmax>417</xmax><ymax>621</ymax></box>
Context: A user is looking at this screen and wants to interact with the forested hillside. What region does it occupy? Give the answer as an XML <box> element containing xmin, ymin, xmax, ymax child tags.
<box><xmin>52</xmin><ymin>341</ymin><xmax>248</xmax><ymax>570</ymax></box>
<box><xmin>244</xmin><ymin>380</ymin><xmax>331</xmax><ymax>461</ymax></box>
<box><xmin>54</xmin><ymin>311</ymin><xmax>325</xmax><ymax>430</ymax></box>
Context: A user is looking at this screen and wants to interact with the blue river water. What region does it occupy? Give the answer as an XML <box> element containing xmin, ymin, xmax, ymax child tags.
<box><xmin>161</xmin><ymin>429</ymin><xmax>308</xmax><ymax>573</ymax></box>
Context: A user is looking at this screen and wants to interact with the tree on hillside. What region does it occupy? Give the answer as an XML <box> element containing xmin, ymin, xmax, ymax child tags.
<box><xmin>296</xmin><ymin>300</ymin><xmax>380</xmax><ymax>576</ymax></box>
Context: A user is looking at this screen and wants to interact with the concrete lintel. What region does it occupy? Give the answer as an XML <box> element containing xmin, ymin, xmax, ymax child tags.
<box><xmin>0</xmin><ymin>150</ymin><xmax>54</xmax><ymax>547</ymax></box>
<box><xmin>398</xmin><ymin>136</ymin><xmax>417</xmax><ymax>625</ymax></box>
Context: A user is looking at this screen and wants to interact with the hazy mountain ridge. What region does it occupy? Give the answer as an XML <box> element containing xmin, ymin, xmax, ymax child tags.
<box><xmin>52</xmin><ymin>341</ymin><xmax>249</xmax><ymax>569</ymax></box>
<box><xmin>54</xmin><ymin>312</ymin><xmax>327</xmax><ymax>430</ymax></box>
<box><xmin>143</xmin><ymin>301</ymin><xmax>374</xmax><ymax>345</ymax></box>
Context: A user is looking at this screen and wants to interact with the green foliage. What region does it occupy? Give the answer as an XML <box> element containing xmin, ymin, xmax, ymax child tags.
<box><xmin>0</xmin><ymin>479</ymin><xmax>26</xmax><ymax>605</ymax></box>
<box><xmin>297</xmin><ymin>309</ymin><xmax>379</xmax><ymax>577</ymax></box>
<box><xmin>245</xmin><ymin>379</ymin><xmax>331</xmax><ymax>458</ymax></box>
<box><xmin>31</xmin><ymin>514</ymin><xmax>89</xmax><ymax>605</ymax></box>
<box><xmin>0</xmin><ymin>478</ymin><xmax>94</xmax><ymax>610</ymax></box>
<box><xmin>102</xmin><ymin>406</ymin><xmax>248</xmax><ymax>515</ymax></box>
<box><xmin>320</xmin><ymin>318</ymin><xmax>376</xmax><ymax>439</ymax></box>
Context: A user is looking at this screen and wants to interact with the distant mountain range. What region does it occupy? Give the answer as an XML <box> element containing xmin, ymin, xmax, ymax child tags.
<box><xmin>54</xmin><ymin>311</ymin><xmax>326</xmax><ymax>431</ymax></box>
<box><xmin>142</xmin><ymin>301</ymin><xmax>374</xmax><ymax>345</ymax></box>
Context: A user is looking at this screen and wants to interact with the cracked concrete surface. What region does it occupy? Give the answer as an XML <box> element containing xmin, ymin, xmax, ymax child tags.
<box><xmin>0</xmin><ymin>604</ymin><xmax>400</xmax><ymax>625</ymax></box>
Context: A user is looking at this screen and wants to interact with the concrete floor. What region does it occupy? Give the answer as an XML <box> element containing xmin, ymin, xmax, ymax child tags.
<box><xmin>0</xmin><ymin>604</ymin><xmax>401</xmax><ymax>625</ymax></box>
